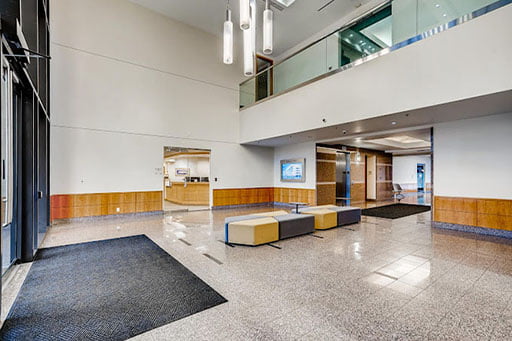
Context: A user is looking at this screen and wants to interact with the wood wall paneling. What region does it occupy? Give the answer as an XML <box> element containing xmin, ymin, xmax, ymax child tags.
<box><xmin>316</xmin><ymin>161</ymin><xmax>336</xmax><ymax>183</ymax></box>
<box><xmin>165</xmin><ymin>182</ymin><xmax>209</xmax><ymax>205</ymax></box>
<box><xmin>50</xmin><ymin>191</ymin><xmax>163</xmax><ymax>221</ymax></box>
<box><xmin>377</xmin><ymin>182</ymin><xmax>393</xmax><ymax>201</ymax></box>
<box><xmin>316</xmin><ymin>184</ymin><xmax>336</xmax><ymax>205</ymax></box>
<box><xmin>316</xmin><ymin>152</ymin><xmax>336</xmax><ymax>161</ymax></box>
<box><xmin>212</xmin><ymin>187</ymin><xmax>315</xmax><ymax>207</ymax></box>
<box><xmin>434</xmin><ymin>196</ymin><xmax>512</xmax><ymax>231</ymax></box>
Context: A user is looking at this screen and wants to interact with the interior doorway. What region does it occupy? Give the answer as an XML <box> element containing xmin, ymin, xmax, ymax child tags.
<box><xmin>255</xmin><ymin>54</ymin><xmax>273</xmax><ymax>102</ymax></box>
<box><xmin>163</xmin><ymin>147</ymin><xmax>211</xmax><ymax>212</ymax></box>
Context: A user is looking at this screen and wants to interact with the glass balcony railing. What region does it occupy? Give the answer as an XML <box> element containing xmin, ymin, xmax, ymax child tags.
<box><xmin>239</xmin><ymin>0</ymin><xmax>510</xmax><ymax>109</ymax></box>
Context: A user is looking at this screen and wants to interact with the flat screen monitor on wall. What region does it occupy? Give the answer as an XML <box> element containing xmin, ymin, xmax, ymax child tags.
<box><xmin>280</xmin><ymin>158</ymin><xmax>306</xmax><ymax>183</ymax></box>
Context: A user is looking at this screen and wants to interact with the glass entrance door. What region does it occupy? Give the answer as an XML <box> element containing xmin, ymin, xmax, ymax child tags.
<box><xmin>417</xmin><ymin>163</ymin><xmax>425</xmax><ymax>192</ymax></box>
<box><xmin>1</xmin><ymin>57</ymin><xmax>16</xmax><ymax>274</ymax></box>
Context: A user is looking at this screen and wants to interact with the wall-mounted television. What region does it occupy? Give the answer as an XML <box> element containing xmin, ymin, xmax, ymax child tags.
<box><xmin>280</xmin><ymin>158</ymin><xmax>306</xmax><ymax>183</ymax></box>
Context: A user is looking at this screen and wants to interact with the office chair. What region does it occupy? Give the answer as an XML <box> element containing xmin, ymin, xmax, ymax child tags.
<box><xmin>393</xmin><ymin>184</ymin><xmax>405</xmax><ymax>202</ymax></box>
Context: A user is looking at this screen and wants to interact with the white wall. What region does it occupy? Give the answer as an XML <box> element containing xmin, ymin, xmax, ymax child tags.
<box><xmin>393</xmin><ymin>155</ymin><xmax>432</xmax><ymax>191</ymax></box>
<box><xmin>51</xmin><ymin>127</ymin><xmax>274</xmax><ymax>194</ymax></box>
<box><xmin>240</xmin><ymin>4</ymin><xmax>512</xmax><ymax>143</ymax></box>
<box><xmin>434</xmin><ymin>112</ymin><xmax>512</xmax><ymax>200</ymax></box>
<box><xmin>273</xmin><ymin>142</ymin><xmax>316</xmax><ymax>189</ymax></box>
<box><xmin>50</xmin><ymin>0</ymin><xmax>274</xmax><ymax>195</ymax></box>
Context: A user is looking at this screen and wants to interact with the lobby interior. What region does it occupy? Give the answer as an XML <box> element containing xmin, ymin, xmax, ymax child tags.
<box><xmin>1</xmin><ymin>0</ymin><xmax>512</xmax><ymax>340</ymax></box>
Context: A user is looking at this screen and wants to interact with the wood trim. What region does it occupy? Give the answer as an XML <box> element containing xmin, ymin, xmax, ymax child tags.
<box><xmin>212</xmin><ymin>187</ymin><xmax>316</xmax><ymax>207</ymax></box>
<box><xmin>165</xmin><ymin>182</ymin><xmax>209</xmax><ymax>205</ymax></box>
<box><xmin>433</xmin><ymin>196</ymin><xmax>512</xmax><ymax>231</ymax></box>
<box><xmin>50</xmin><ymin>191</ymin><xmax>163</xmax><ymax>221</ymax></box>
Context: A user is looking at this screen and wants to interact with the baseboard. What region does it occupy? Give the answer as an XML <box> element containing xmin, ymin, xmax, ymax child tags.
<box><xmin>432</xmin><ymin>221</ymin><xmax>512</xmax><ymax>239</ymax></box>
<box><xmin>51</xmin><ymin>210</ymin><xmax>164</xmax><ymax>225</ymax></box>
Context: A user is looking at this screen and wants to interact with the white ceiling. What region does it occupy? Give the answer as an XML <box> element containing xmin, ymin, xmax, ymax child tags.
<box><xmin>323</xmin><ymin>128</ymin><xmax>432</xmax><ymax>154</ymax></box>
<box><xmin>129</xmin><ymin>0</ymin><xmax>371</xmax><ymax>57</ymax></box>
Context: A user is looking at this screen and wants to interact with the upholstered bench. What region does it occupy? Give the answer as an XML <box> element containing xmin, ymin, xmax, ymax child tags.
<box><xmin>274</xmin><ymin>214</ymin><xmax>315</xmax><ymax>239</ymax></box>
<box><xmin>224</xmin><ymin>215</ymin><xmax>265</xmax><ymax>244</ymax></box>
<box><xmin>253</xmin><ymin>210</ymin><xmax>289</xmax><ymax>217</ymax></box>
<box><xmin>225</xmin><ymin>217</ymin><xmax>279</xmax><ymax>246</ymax></box>
<box><xmin>299</xmin><ymin>208</ymin><xmax>337</xmax><ymax>230</ymax></box>
<box><xmin>318</xmin><ymin>205</ymin><xmax>361</xmax><ymax>226</ymax></box>
<box><xmin>336</xmin><ymin>206</ymin><xmax>361</xmax><ymax>225</ymax></box>
<box><xmin>299</xmin><ymin>205</ymin><xmax>361</xmax><ymax>229</ymax></box>
<box><xmin>224</xmin><ymin>211</ymin><xmax>315</xmax><ymax>245</ymax></box>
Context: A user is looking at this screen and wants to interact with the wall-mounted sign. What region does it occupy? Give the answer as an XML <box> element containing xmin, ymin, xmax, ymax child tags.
<box><xmin>175</xmin><ymin>168</ymin><xmax>190</xmax><ymax>176</ymax></box>
<box><xmin>280</xmin><ymin>158</ymin><xmax>306</xmax><ymax>183</ymax></box>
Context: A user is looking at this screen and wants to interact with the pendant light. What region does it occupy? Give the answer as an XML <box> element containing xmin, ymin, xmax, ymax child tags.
<box><xmin>243</xmin><ymin>28</ymin><xmax>254</xmax><ymax>76</ymax></box>
<box><xmin>243</xmin><ymin>0</ymin><xmax>256</xmax><ymax>76</ymax></box>
<box><xmin>263</xmin><ymin>0</ymin><xmax>273</xmax><ymax>55</ymax></box>
<box><xmin>223</xmin><ymin>2</ymin><xmax>233</xmax><ymax>64</ymax></box>
<box><xmin>240</xmin><ymin>0</ymin><xmax>250</xmax><ymax>30</ymax></box>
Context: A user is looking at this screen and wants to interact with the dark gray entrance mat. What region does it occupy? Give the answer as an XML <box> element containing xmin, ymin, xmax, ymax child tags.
<box><xmin>362</xmin><ymin>204</ymin><xmax>431</xmax><ymax>219</ymax></box>
<box><xmin>0</xmin><ymin>235</ymin><xmax>227</xmax><ymax>340</ymax></box>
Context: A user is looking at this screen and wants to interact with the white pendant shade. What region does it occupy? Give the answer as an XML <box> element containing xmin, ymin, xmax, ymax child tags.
<box><xmin>223</xmin><ymin>9</ymin><xmax>233</xmax><ymax>64</ymax></box>
<box><xmin>243</xmin><ymin>28</ymin><xmax>253</xmax><ymax>76</ymax></box>
<box><xmin>240</xmin><ymin>0</ymin><xmax>250</xmax><ymax>30</ymax></box>
<box><xmin>243</xmin><ymin>0</ymin><xmax>256</xmax><ymax>76</ymax></box>
<box><xmin>263</xmin><ymin>8</ymin><xmax>273</xmax><ymax>55</ymax></box>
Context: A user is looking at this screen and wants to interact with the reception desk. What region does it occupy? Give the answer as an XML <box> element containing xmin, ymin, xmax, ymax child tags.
<box><xmin>165</xmin><ymin>182</ymin><xmax>209</xmax><ymax>205</ymax></box>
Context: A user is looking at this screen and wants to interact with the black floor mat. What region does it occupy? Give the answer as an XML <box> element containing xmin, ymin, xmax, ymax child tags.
<box><xmin>362</xmin><ymin>203</ymin><xmax>431</xmax><ymax>219</ymax></box>
<box><xmin>0</xmin><ymin>235</ymin><xmax>227</xmax><ymax>341</ymax></box>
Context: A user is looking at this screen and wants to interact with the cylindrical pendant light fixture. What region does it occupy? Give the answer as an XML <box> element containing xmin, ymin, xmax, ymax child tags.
<box><xmin>240</xmin><ymin>0</ymin><xmax>250</xmax><ymax>30</ymax></box>
<box><xmin>263</xmin><ymin>0</ymin><xmax>273</xmax><ymax>55</ymax></box>
<box><xmin>243</xmin><ymin>0</ymin><xmax>256</xmax><ymax>76</ymax></box>
<box><xmin>223</xmin><ymin>7</ymin><xmax>233</xmax><ymax>64</ymax></box>
<box><xmin>243</xmin><ymin>28</ymin><xmax>253</xmax><ymax>76</ymax></box>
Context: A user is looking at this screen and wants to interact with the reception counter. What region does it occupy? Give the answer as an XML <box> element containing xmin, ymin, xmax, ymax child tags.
<box><xmin>165</xmin><ymin>182</ymin><xmax>209</xmax><ymax>205</ymax></box>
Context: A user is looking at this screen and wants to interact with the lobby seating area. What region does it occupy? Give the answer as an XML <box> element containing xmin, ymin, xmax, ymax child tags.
<box><xmin>224</xmin><ymin>206</ymin><xmax>361</xmax><ymax>246</ymax></box>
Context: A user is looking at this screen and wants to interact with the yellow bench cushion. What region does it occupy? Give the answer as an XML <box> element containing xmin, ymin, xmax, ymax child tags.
<box><xmin>315</xmin><ymin>205</ymin><xmax>337</xmax><ymax>209</ymax></box>
<box><xmin>301</xmin><ymin>209</ymin><xmax>337</xmax><ymax>230</ymax></box>
<box><xmin>228</xmin><ymin>217</ymin><xmax>279</xmax><ymax>245</ymax></box>
<box><xmin>253</xmin><ymin>210</ymin><xmax>289</xmax><ymax>217</ymax></box>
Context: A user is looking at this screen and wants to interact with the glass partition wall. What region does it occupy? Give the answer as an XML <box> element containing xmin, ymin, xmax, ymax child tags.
<box><xmin>239</xmin><ymin>0</ymin><xmax>505</xmax><ymax>108</ymax></box>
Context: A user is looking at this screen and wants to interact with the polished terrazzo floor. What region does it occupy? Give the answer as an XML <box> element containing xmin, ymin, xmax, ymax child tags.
<box><xmin>2</xmin><ymin>201</ymin><xmax>511</xmax><ymax>340</ymax></box>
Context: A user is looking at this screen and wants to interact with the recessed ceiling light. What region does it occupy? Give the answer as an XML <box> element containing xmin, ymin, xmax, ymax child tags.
<box><xmin>443</xmin><ymin>13</ymin><xmax>447</xmax><ymax>17</ymax></box>
<box><xmin>385</xmin><ymin>136</ymin><xmax>425</xmax><ymax>144</ymax></box>
<box><xmin>435</xmin><ymin>4</ymin><xmax>440</xmax><ymax>8</ymax></box>
<box><xmin>391</xmin><ymin>121</ymin><xmax>397</xmax><ymax>125</ymax></box>
<box><xmin>274</xmin><ymin>0</ymin><xmax>296</xmax><ymax>7</ymax></box>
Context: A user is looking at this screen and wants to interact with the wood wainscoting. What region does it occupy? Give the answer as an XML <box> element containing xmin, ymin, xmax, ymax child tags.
<box><xmin>212</xmin><ymin>187</ymin><xmax>316</xmax><ymax>207</ymax></box>
<box><xmin>433</xmin><ymin>196</ymin><xmax>512</xmax><ymax>230</ymax></box>
<box><xmin>51</xmin><ymin>191</ymin><xmax>163</xmax><ymax>221</ymax></box>
<box><xmin>274</xmin><ymin>188</ymin><xmax>316</xmax><ymax>206</ymax></box>
<box><xmin>316</xmin><ymin>150</ymin><xmax>336</xmax><ymax>205</ymax></box>
<box><xmin>213</xmin><ymin>188</ymin><xmax>274</xmax><ymax>206</ymax></box>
